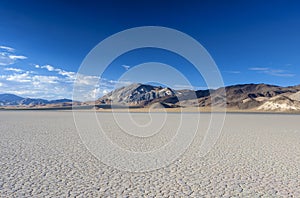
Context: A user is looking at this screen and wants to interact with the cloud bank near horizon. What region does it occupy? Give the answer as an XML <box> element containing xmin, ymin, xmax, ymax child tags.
<box><xmin>0</xmin><ymin>45</ymin><xmax>129</xmax><ymax>100</ymax></box>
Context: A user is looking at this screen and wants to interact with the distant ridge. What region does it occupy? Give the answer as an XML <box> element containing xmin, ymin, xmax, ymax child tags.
<box><xmin>0</xmin><ymin>93</ymin><xmax>73</xmax><ymax>106</ymax></box>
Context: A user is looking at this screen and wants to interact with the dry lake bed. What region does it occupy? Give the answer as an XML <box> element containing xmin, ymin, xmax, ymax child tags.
<box><xmin>0</xmin><ymin>111</ymin><xmax>299</xmax><ymax>197</ymax></box>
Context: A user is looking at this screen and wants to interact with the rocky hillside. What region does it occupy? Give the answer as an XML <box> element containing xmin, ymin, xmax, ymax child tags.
<box><xmin>97</xmin><ymin>83</ymin><xmax>175</xmax><ymax>106</ymax></box>
<box><xmin>257</xmin><ymin>95</ymin><xmax>300</xmax><ymax>111</ymax></box>
<box><xmin>191</xmin><ymin>83</ymin><xmax>300</xmax><ymax>110</ymax></box>
<box><xmin>97</xmin><ymin>83</ymin><xmax>300</xmax><ymax>111</ymax></box>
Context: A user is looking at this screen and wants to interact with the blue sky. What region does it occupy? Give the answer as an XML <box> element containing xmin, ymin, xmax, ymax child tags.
<box><xmin>0</xmin><ymin>0</ymin><xmax>300</xmax><ymax>100</ymax></box>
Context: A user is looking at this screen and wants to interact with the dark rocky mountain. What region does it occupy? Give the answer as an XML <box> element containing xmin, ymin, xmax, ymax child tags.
<box><xmin>0</xmin><ymin>93</ymin><xmax>73</xmax><ymax>106</ymax></box>
<box><xmin>97</xmin><ymin>83</ymin><xmax>175</xmax><ymax>106</ymax></box>
<box><xmin>97</xmin><ymin>83</ymin><xmax>300</xmax><ymax>111</ymax></box>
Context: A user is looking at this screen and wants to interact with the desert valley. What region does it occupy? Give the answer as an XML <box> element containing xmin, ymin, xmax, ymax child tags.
<box><xmin>1</xmin><ymin>1</ymin><xmax>300</xmax><ymax>197</ymax></box>
<box><xmin>1</xmin><ymin>83</ymin><xmax>300</xmax><ymax>196</ymax></box>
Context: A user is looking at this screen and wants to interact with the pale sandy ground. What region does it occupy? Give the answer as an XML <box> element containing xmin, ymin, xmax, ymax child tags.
<box><xmin>0</xmin><ymin>111</ymin><xmax>299</xmax><ymax>197</ymax></box>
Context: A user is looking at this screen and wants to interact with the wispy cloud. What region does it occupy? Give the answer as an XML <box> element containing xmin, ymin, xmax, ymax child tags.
<box><xmin>4</xmin><ymin>67</ymin><xmax>24</xmax><ymax>72</ymax></box>
<box><xmin>173</xmin><ymin>84</ymin><xmax>194</xmax><ymax>90</ymax></box>
<box><xmin>0</xmin><ymin>46</ymin><xmax>27</xmax><ymax>66</ymax></box>
<box><xmin>8</xmin><ymin>55</ymin><xmax>27</xmax><ymax>60</ymax></box>
<box><xmin>0</xmin><ymin>46</ymin><xmax>15</xmax><ymax>52</ymax></box>
<box><xmin>248</xmin><ymin>67</ymin><xmax>295</xmax><ymax>77</ymax></box>
<box><xmin>265</xmin><ymin>70</ymin><xmax>295</xmax><ymax>77</ymax></box>
<box><xmin>37</xmin><ymin>64</ymin><xmax>76</xmax><ymax>80</ymax></box>
<box><xmin>122</xmin><ymin>65</ymin><xmax>130</xmax><ymax>70</ymax></box>
<box><xmin>249</xmin><ymin>67</ymin><xmax>269</xmax><ymax>71</ymax></box>
<box><xmin>225</xmin><ymin>70</ymin><xmax>241</xmax><ymax>74</ymax></box>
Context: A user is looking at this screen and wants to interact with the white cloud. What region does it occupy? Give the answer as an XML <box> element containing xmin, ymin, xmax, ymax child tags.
<box><xmin>102</xmin><ymin>89</ymin><xmax>109</xmax><ymax>95</ymax></box>
<box><xmin>104</xmin><ymin>79</ymin><xmax>132</xmax><ymax>88</ymax></box>
<box><xmin>225</xmin><ymin>71</ymin><xmax>241</xmax><ymax>74</ymax></box>
<box><xmin>4</xmin><ymin>67</ymin><xmax>24</xmax><ymax>72</ymax></box>
<box><xmin>265</xmin><ymin>69</ymin><xmax>295</xmax><ymax>77</ymax></box>
<box><xmin>32</xmin><ymin>75</ymin><xmax>59</xmax><ymax>84</ymax></box>
<box><xmin>41</xmin><ymin>64</ymin><xmax>55</xmax><ymax>71</ymax></box>
<box><xmin>38</xmin><ymin>64</ymin><xmax>76</xmax><ymax>80</ymax></box>
<box><xmin>5</xmin><ymin>72</ymin><xmax>32</xmax><ymax>83</ymax></box>
<box><xmin>0</xmin><ymin>46</ymin><xmax>79</xmax><ymax>99</ymax></box>
<box><xmin>248</xmin><ymin>67</ymin><xmax>295</xmax><ymax>77</ymax></box>
<box><xmin>0</xmin><ymin>46</ymin><xmax>15</xmax><ymax>52</ymax></box>
<box><xmin>0</xmin><ymin>53</ymin><xmax>15</xmax><ymax>66</ymax></box>
<box><xmin>249</xmin><ymin>67</ymin><xmax>269</xmax><ymax>71</ymax></box>
<box><xmin>122</xmin><ymin>65</ymin><xmax>130</xmax><ymax>70</ymax></box>
<box><xmin>0</xmin><ymin>67</ymin><xmax>133</xmax><ymax>101</ymax></box>
<box><xmin>0</xmin><ymin>46</ymin><xmax>27</xmax><ymax>66</ymax></box>
<box><xmin>75</xmin><ymin>74</ymin><xmax>99</xmax><ymax>86</ymax></box>
<box><xmin>88</xmin><ymin>88</ymin><xmax>101</xmax><ymax>99</ymax></box>
<box><xmin>32</xmin><ymin>63</ymin><xmax>105</xmax><ymax>100</ymax></box>
<box><xmin>8</xmin><ymin>55</ymin><xmax>27</xmax><ymax>60</ymax></box>
<box><xmin>55</xmin><ymin>69</ymin><xmax>76</xmax><ymax>81</ymax></box>
<box><xmin>1</xmin><ymin>65</ymin><xmax>104</xmax><ymax>101</ymax></box>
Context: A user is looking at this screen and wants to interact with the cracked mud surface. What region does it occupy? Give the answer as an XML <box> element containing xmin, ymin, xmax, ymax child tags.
<box><xmin>0</xmin><ymin>111</ymin><xmax>299</xmax><ymax>197</ymax></box>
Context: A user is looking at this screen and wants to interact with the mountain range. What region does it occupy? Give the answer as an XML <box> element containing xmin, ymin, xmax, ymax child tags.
<box><xmin>2</xmin><ymin>83</ymin><xmax>300</xmax><ymax>111</ymax></box>
<box><xmin>0</xmin><ymin>94</ymin><xmax>73</xmax><ymax>107</ymax></box>
<box><xmin>97</xmin><ymin>83</ymin><xmax>300</xmax><ymax>111</ymax></box>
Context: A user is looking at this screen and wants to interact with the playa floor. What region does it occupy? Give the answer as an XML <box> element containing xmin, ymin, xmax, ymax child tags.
<box><xmin>0</xmin><ymin>111</ymin><xmax>299</xmax><ymax>197</ymax></box>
